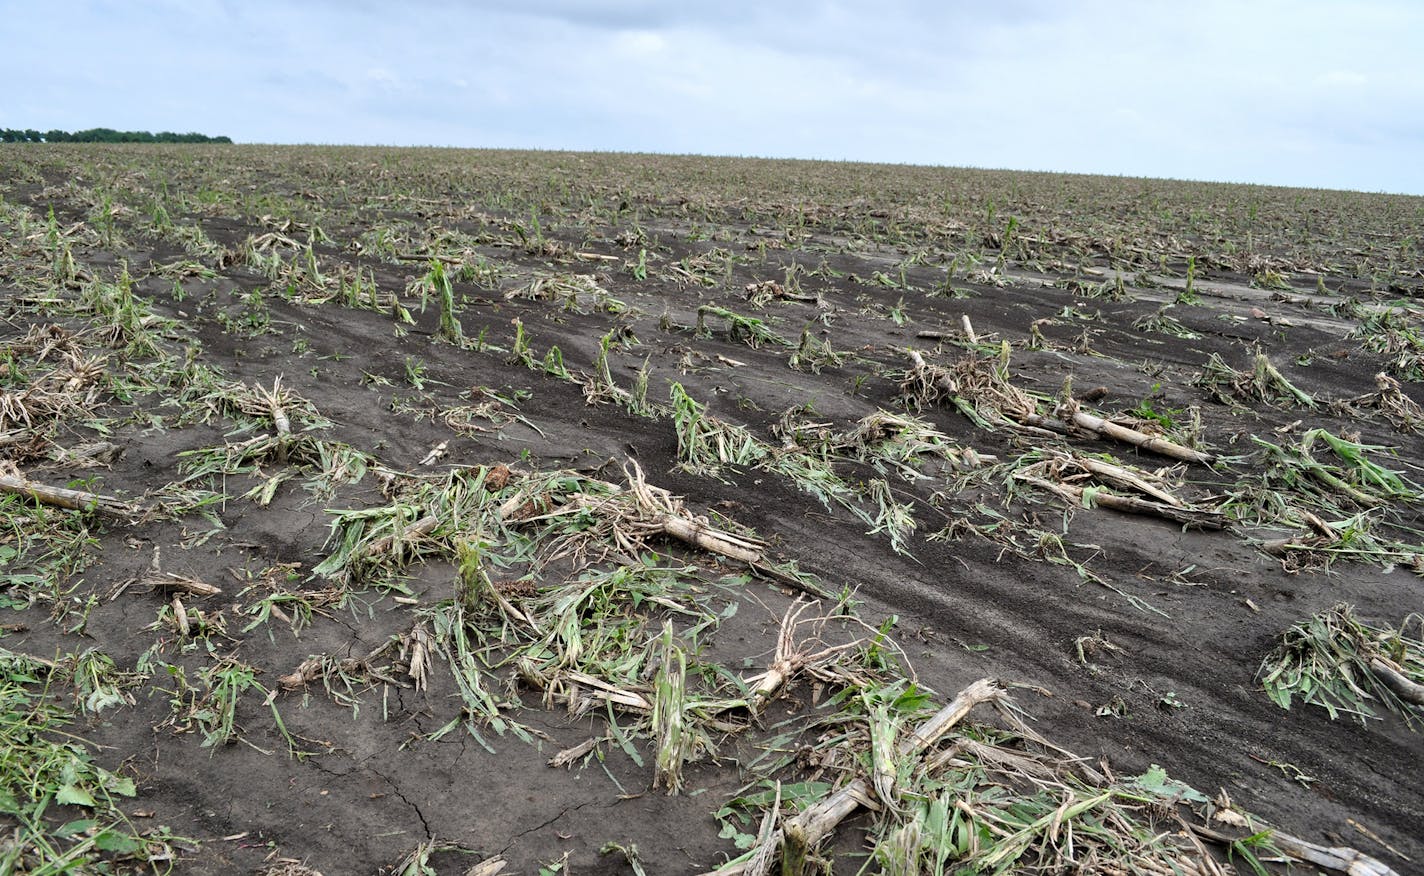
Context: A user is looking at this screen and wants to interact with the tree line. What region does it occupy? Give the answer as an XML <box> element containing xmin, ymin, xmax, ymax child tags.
<box><xmin>1</xmin><ymin>128</ymin><xmax>233</xmax><ymax>144</ymax></box>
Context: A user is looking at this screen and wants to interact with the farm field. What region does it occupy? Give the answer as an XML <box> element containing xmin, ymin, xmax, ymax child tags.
<box><xmin>1</xmin><ymin>143</ymin><xmax>1422</xmax><ymax>874</ymax></box>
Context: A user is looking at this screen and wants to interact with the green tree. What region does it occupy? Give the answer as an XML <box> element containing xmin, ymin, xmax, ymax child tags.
<box><xmin>1</xmin><ymin>126</ymin><xmax>233</xmax><ymax>143</ymax></box>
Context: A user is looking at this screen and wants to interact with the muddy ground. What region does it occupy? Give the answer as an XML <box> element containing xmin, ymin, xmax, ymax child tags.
<box><xmin>1</xmin><ymin>146</ymin><xmax>1421</xmax><ymax>874</ymax></box>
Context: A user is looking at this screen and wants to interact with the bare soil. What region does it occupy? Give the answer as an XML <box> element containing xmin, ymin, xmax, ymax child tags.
<box><xmin>1</xmin><ymin>145</ymin><xmax>1421</xmax><ymax>874</ymax></box>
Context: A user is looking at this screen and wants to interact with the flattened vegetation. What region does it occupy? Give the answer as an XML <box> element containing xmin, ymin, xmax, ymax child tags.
<box><xmin>0</xmin><ymin>145</ymin><xmax>1420</xmax><ymax>873</ymax></box>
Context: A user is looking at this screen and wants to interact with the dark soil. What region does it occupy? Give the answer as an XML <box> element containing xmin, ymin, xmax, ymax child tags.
<box><xmin>1</xmin><ymin>145</ymin><xmax>1421</xmax><ymax>874</ymax></box>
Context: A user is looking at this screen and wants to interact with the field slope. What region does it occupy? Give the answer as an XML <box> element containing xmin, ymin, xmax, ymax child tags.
<box><xmin>1</xmin><ymin>144</ymin><xmax>1421</xmax><ymax>874</ymax></box>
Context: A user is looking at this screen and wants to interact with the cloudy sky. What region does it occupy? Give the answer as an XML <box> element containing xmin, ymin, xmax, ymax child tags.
<box><xmin>4</xmin><ymin>1</ymin><xmax>1422</xmax><ymax>194</ymax></box>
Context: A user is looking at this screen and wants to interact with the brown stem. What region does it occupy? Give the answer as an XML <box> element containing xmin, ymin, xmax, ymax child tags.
<box><xmin>1371</xmin><ymin>658</ymin><xmax>1424</xmax><ymax>706</ymax></box>
<box><xmin>171</xmin><ymin>595</ymin><xmax>190</xmax><ymax>636</ymax></box>
<box><xmin>149</xmin><ymin>574</ymin><xmax>223</xmax><ymax>598</ymax></box>
<box><xmin>779</xmin><ymin>678</ymin><xmax>1003</xmax><ymax>862</ymax></box>
<box><xmin>1056</xmin><ymin>406</ymin><xmax>1215</xmax><ymax>465</ymax></box>
<box><xmin>1019</xmin><ymin>475</ymin><xmax>1227</xmax><ymax>530</ymax></box>
<box><xmin>1074</xmin><ymin>455</ymin><xmax>1184</xmax><ymax>506</ymax></box>
<box><xmin>364</xmin><ymin>514</ymin><xmax>440</xmax><ymax>557</ymax></box>
<box><xmin>1192</xmin><ymin>823</ymin><xmax>1398</xmax><ymax>876</ymax></box>
<box><xmin>660</xmin><ymin>515</ymin><xmax>763</xmax><ymax>563</ymax></box>
<box><xmin>0</xmin><ymin>473</ymin><xmax>139</xmax><ymax>519</ymax></box>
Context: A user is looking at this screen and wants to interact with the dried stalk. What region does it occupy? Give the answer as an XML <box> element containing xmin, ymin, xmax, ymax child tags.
<box><xmin>744</xmin><ymin>600</ymin><xmax>873</xmax><ymax>714</ymax></box>
<box><xmin>1192</xmin><ymin>824</ymin><xmax>1398</xmax><ymax>876</ymax></box>
<box><xmin>710</xmin><ymin>679</ymin><xmax>1005</xmax><ymax>874</ymax></box>
<box><xmin>1018</xmin><ymin>475</ymin><xmax>1227</xmax><ymax>530</ymax></box>
<box><xmin>262</xmin><ymin>376</ymin><xmax>292</xmax><ymax>437</ymax></box>
<box><xmin>498</xmin><ymin>461</ymin><xmax>770</xmax><ymax>569</ymax></box>
<box><xmin>625</xmin><ymin>460</ymin><xmax>767</xmax><ymax>561</ymax></box>
<box><xmin>1370</xmin><ymin>658</ymin><xmax>1424</xmax><ymax>706</ymax></box>
<box><xmin>660</xmin><ymin>516</ymin><xmax>763</xmax><ymax>562</ymax></box>
<box><xmin>465</xmin><ymin>857</ymin><xmax>508</xmax><ymax>876</ymax></box>
<box><xmin>742</xmin><ymin>783</ymin><xmax>782</xmax><ymax>876</ymax></box>
<box><xmin>1074</xmin><ymin>456</ymin><xmax>1184</xmax><ymax>506</ymax></box>
<box><xmin>496</xmin><ymin>490</ymin><xmax>535</xmax><ymax>521</ymax></box>
<box><xmin>148</xmin><ymin>572</ymin><xmax>221</xmax><ymax>597</ymax></box>
<box><xmin>903</xmin><ymin>350</ymin><xmax>1062</xmax><ymax>439</ymax></box>
<box><xmin>48</xmin><ymin>440</ymin><xmax>124</xmax><ymax>468</ymax></box>
<box><xmin>404</xmin><ymin>622</ymin><xmax>432</xmax><ymax>692</ymax></box>
<box><xmin>905</xmin><ymin>350</ymin><xmax>1211</xmax><ymax>465</ymax></box>
<box><xmin>419</xmin><ymin>441</ymin><xmax>448</xmax><ymax>466</ymax></box>
<box><xmin>171</xmin><ymin>595</ymin><xmax>190</xmax><ymax>636</ymax></box>
<box><xmin>0</xmin><ymin>471</ymin><xmax>140</xmax><ymax>519</ymax></box>
<box><xmin>547</xmin><ymin>737</ymin><xmax>602</xmax><ymax>769</ymax></box>
<box><xmin>560</xmin><ymin>669</ymin><xmax>653</xmax><ymax>712</ymax></box>
<box><xmin>747</xmin><ymin>604</ymin><xmax>804</xmax><ymax>713</ymax></box>
<box><xmin>1084</xmin><ymin>491</ymin><xmax>1226</xmax><ymax>529</ymax></box>
<box><xmin>364</xmin><ymin>514</ymin><xmax>440</xmax><ymax>557</ymax></box>
<box><xmin>133</xmin><ymin>545</ymin><xmax>222</xmax><ymax>598</ymax></box>
<box><xmin>779</xmin><ymin>678</ymin><xmax>1003</xmax><ymax>862</ymax></box>
<box><xmin>1259</xmin><ymin>509</ymin><xmax>1340</xmax><ymax>556</ymax></box>
<box><xmin>278</xmin><ymin>642</ymin><xmax>398</xmax><ymax>691</ymax></box>
<box><xmin>1348</xmin><ymin>372</ymin><xmax>1424</xmax><ymax>433</ymax></box>
<box><xmin>1046</xmin><ymin>399</ymin><xmax>1214</xmax><ymax>465</ymax></box>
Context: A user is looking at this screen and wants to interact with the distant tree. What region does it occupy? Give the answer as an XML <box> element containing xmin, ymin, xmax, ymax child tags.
<box><xmin>1</xmin><ymin>126</ymin><xmax>232</xmax><ymax>143</ymax></box>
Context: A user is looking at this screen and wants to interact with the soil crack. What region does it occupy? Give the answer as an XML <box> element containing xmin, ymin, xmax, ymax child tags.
<box><xmin>368</xmin><ymin>765</ymin><xmax>433</xmax><ymax>838</ymax></box>
<box><xmin>499</xmin><ymin>799</ymin><xmax>602</xmax><ymax>854</ymax></box>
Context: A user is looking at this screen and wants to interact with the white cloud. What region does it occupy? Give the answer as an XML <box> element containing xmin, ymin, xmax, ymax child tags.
<box><xmin>1316</xmin><ymin>71</ymin><xmax>1369</xmax><ymax>88</ymax></box>
<box><xmin>613</xmin><ymin>29</ymin><xmax>667</xmax><ymax>57</ymax></box>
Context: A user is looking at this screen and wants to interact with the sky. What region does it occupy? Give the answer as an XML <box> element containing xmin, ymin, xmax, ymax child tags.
<box><xmin>4</xmin><ymin>1</ymin><xmax>1423</xmax><ymax>195</ymax></box>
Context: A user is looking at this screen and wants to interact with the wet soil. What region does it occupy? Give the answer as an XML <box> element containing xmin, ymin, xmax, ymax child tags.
<box><xmin>1</xmin><ymin>147</ymin><xmax>1421</xmax><ymax>873</ymax></box>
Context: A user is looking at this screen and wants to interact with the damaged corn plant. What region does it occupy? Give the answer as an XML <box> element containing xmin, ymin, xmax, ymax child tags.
<box><xmin>709</xmin><ymin>677</ymin><xmax>1317</xmax><ymax>875</ymax></box>
<box><xmin>178</xmin><ymin>431</ymin><xmax>369</xmax><ymax>507</ymax></box>
<box><xmin>0</xmin><ymin>647</ymin><xmax>190</xmax><ymax>871</ymax></box>
<box><xmin>1259</xmin><ymin>603</ymin><xmax>1424</xmax><ymax>729</ymax></box>
<box><xmin>301</xmin><ymin>460</ymin><xmax>782</xmax><ymax>782</ymax></box>
<box><xmin>5</xmin><ymin>141</ymin><xmax>1422</xmax><ymax>874</ymax></box>
<box><xmin>1223</xmin><ymin>428</ymin><xmax>1424</xmax><ymax>572</ymax></box>
<box><xmin>1195</xmin><ymin>351</ymin><xmax>1316</xmax><ymax>410</ymax></box>
<box><xmin>671</xmin><ymin>384</ymin><xmax>923</xmax><ymax>554</ymax></box>
<box><xmin>311</xmin><ymin>464</ymin><xmax>507</xmax><ymax>588</ymax></box>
